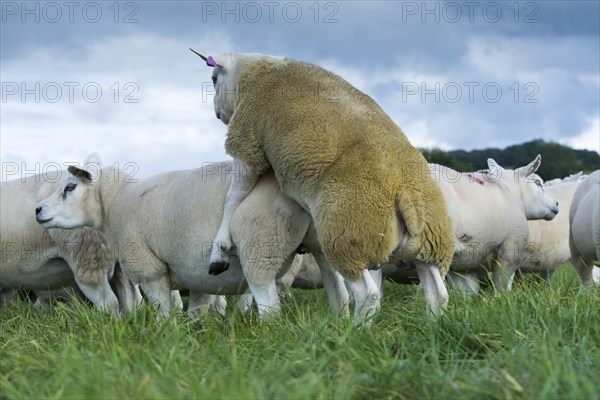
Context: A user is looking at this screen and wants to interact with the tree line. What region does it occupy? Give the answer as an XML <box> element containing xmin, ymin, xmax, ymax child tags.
<box><xmin>420</xmin><ymin>139</ymin><xmax>600</xmax><ymax>180</ymax></box>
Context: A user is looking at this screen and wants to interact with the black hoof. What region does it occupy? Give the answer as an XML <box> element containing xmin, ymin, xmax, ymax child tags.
<box><xmin>209</xmin><ymin>261</ymin><xmax>230</xmax><ymax>275</ymax></box>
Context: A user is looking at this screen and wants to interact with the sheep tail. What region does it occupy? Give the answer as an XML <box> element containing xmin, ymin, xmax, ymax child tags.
<box><xmin>396</xmin><ymin>191</ymin><xmax>425</xmax><ymax>237</ymax></box>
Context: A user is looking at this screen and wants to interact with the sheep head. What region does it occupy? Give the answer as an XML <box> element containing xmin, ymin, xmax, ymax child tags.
<box><xmin>190</xmin><ymin>49</ymin><xmax>284</xmax><ymax>126</ymax></box>
<box><xmin>35</xmin><ymin>155</ymin><xmax>103</xmax><ymax>230</ymax></box>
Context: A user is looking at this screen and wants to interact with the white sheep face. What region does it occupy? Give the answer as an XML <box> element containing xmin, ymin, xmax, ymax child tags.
<box><xmin>35</xmin><ymin>166</ymin><xmax>102</xmax><ymax>230</ymax></box>
<box><xmin>489</xmin><ymin>155</ymin><xmax>559</xmax><ymax>221</ymax></box>
<box><xmin>520</xmin><ymin>171</ymin><xmax>559</xmax><ymax>221</ymax></box>
<box><xmin>210</xmin><ymin>53</ymin><xmax>241</xmax><ymax>125</ymax></box>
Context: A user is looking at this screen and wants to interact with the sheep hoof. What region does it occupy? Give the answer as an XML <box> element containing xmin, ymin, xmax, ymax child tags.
<box><xmin>209</xmin><ymin>261</ymin><xmax>230</xmax><ymax>275</ymax></box>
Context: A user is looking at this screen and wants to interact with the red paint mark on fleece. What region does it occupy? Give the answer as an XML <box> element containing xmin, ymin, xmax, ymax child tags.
<box><xmin>467</xmin><ymin>174</ymin><xmax>485</xmax><ymax>185</ymax></box>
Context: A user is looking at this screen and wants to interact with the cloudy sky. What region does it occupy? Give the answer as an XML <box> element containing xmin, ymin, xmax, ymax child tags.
<box><xmin>1</xmin><ymin>1</ymin><xmax>598</xmax><ymax>179</ymax></box>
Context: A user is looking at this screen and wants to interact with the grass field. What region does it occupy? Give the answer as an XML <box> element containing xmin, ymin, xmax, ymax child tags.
<box><xmin>1</xmin><ymin>264</ymin><xmax>598</xmax><ymax>399</ymax></box>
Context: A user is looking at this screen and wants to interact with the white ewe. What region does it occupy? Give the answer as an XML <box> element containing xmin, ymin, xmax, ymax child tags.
<box><xmin>1</xmin><ymin>169</ymin><xmax>137</xmax><ymax>314</ymax></box>
<box><xmin>378</xmin><ymin>157</ymin><xmax>559</xmax><ymax>295</ymax></box>
<box><xmin>517</xmin><ymin>178</ymin><xmax>583</xmax><ymax>281</ymax></box>
<box><xmin>280</xmin><ymin>157</ymin><xmax>559</xmax><ymax>299</ymax></box>
<box><xmin>569</xmin><ymin>169</ymin><xmax>600</xmax><ymax>286</ymax></box>
<box><xmin>35</xmin><ymin>160</ymin><xmax>349</xmax><ymax>319</ymax></box>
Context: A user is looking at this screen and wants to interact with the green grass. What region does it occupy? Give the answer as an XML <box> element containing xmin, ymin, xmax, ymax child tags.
<box><xmin>1</xmin><ymin>264</ymin><xmax>598</xmax><ymax>399</ymax></box>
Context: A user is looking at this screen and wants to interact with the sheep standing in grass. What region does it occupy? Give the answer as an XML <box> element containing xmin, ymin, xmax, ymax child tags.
<box><xmin>0</xmin><ymin>265</ymin><xmax>139</xmax><ymax>312</ymax></box>
<box><xmin>569</xmin><ymin>169</ymin><xmax>600</xmax><ymax>286</ymax></box>
<box><xmin>193</xmin><ymin>51</ymin><xmax>454</xmax><ymax>323</ymax></box>
<box><xmin>0</xmin><ymin>169</ymin><xmax>135</xmax><ymax>314</ymax></box>
<box><xmin>517</xmin><ymin>178</ymin><xmax>583</xmax><ymax>282</ymax></box>
<box><xmin>277</xmin><ymin>157</ymin><xmax>558</xmax><ymax>299</ymax></box>
<box><xmin>375</xmin><ymin>157</ymin><xmax>559</xmax><ymax>295</ymax></box>
<box><xmin>36</xmin><ymin>160</ymin><xmax>349</xmax><ymax>319</ymax></box>
<box><xmin>429</xmin><ymin>157</ymin><xmax>558</xmax><ymax>293</ymax></box>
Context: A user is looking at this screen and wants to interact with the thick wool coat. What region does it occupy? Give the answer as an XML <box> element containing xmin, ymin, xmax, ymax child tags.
<box><xmin>224</xmin><ymin>58</ymin><xmax>453</xmax><ymax>279</ymax></box>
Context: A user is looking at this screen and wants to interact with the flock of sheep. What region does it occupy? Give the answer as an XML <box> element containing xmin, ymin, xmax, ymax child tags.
<box><xmin>1</xmin><ymin>52</ymin><xmax>599</xmax><ymax>323</ymax></box>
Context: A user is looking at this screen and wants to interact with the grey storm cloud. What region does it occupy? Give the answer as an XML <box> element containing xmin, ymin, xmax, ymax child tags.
<box><xmin>1</xmin><ymin>0</ymin><xmax>598</xmax><ymax>179</ymax></box>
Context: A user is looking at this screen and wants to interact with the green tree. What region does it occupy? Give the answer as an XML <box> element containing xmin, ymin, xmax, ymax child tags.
<box><xmin>426</xmin><ymin>139</ymin><xmax>600</xmax><ymax>180</ymax></box>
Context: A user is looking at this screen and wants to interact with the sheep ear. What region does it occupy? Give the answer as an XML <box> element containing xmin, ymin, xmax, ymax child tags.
<box><xmin>571</xmin><ymin>171</ymin><xmax>583</xmax><ymax>181</ymax></box>
<box><xmin>519</xmin><ymin>154</ymin><xmax>541</xmax><ymax>177</ymax></box>
<box><xmin>68</xmin><ymin>166</ymin><xmax>93</xmax><ymax>183</ymax></box>
<box><xmin>189</xmin><ymin>48</ymin><xmax>223</xmax><ymax>68</ymax></box>
<box><xmin>487</xmin><ymin>158</ymin><xmax>502</xmax><ymax>175</ymax></box>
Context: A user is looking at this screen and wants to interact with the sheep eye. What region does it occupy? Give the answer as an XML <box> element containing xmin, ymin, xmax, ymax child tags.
<box><xmin>535</xmin><ymin>180</ymin><xmax>542</xmax><ymax>188</ymax></box>
<box><xmin>64</xmin><ymin>183</ymin><xmax>77</xmax><ymax>193</ymax></box>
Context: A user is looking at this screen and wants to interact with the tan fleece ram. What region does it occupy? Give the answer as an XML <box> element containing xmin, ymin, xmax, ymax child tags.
<box><xmin>227</xmin><ymin>58</ymin><xmax>453</xmax><ymax>278</ymax></box>
<box><xmin>195</xmin><ymin>52</ymin><xmax>454</xmax><ymax>322</ymax></box>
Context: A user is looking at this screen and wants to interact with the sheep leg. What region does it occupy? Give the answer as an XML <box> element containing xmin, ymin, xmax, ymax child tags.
<box><xmin>369</xmin><ymin>268</ymin><xmax>384</xmax><ymax>297</ymax></box>
<box><xmin>276</xmin><ymin>255</ymin><xmax>303</xmax><ymax>297</ymax></box>
<box><xmin>593</xmin><ymin>266</ymin><xmax>600</xmax><ymax>285</ymax></box>
<box><xmin>492</xmin><ymin>262</ymin><xmax>518</xmax><ymax>291</ymax></box>
<box><xmin>446</xmin><ymin>271</ymin><xmax>481</xmax><ymax>296</ymax></box>
<box><xmin>346</xmin><ymin>269</ymin><xmax>380</xmax><ymax>326</ymax></box>
<box><xmin>76</xmin><ymin>278</ymin><xmax>120</xmax><ymax>315</ymax></box>
<box><xmin>241</xmin><ymin>282</ymin><xmax>280</xmax><ymax>318</ymax></box>
<box><xmin>416</xmin><ymin>262</ymin><xmax>448</xmax><ymax>316</ymax></box>
<box><xmin>247</xmin><ymin>282</ymin><xmax>280</xmax><ymax>318</ymax></box>
<box><xmin>187</xmin><ymin>291</ymin><xmax>204</xmax><ymax>319</ymax></box>
<box><xmin>34</xmin><ymin>289</ymin><xmax>62</xmax><ymax>311</ymax></box>
<box><xmin>313</xmin><ymin>252</ymin><xmax>349</xmax><ymax>317</ymax></box>
<box><xmin>0</xmin><ymin>288</ymin><xmax>19</xmax><ymax>307</ymax></box>
<box><xmin>572</xmin><ymin>258</ymin><xmax>595</xmax><ymax>287</ymax></box>
<box><xmin>209</xmin><ymin>159</ymin><xmax>260</xmax><ymax>275</ymax></box>
<box><xmin>187</xmin><ymin>293</ymin><xmax>228</xmax><ymax>319</ymax></box>
<box><xmin>239</xmin><ymin>242</ymin><xmax>296</xmax><ymax>319</ymax></box>
<box><xmin>140</xmin><ymin>276</ymin><xmax>174</xmax><ymax>319</ymax></box>
<box><xmin>39</xmin><ymin>287</ymin><xmax>85</xmax><ymax>304</ymax></box>
<box><xmin>245</xmin><ymin>279</ymin><xmax>280</xmax><ymax>318</ymax></box>
<box><xmin>171</xmin><ymin>290</ymin><xmax>184</xmax><ymax>310</ymax></box>
<box><xmin>569</xmin><ymin>227</ymin><xmax>597</xmax><ymax>287</ymax></box>
<box><xmin>234</xmin><ymin>293</ymin><xmax>254</xmax><ymax>313</ymax></box>
<box><xmin>110</xmin><ymin>263</ymin><xmax>143</xmax><ymax>314</ymax></box>
<box><xmin>208</xmin><ymin>295</ymin><xmax>228</xmax><ymax>315</ymax></box>
<box><xmin>540</xmin><ymin>269</ymin><xmax>555</xmax><ymax>284</ymax></box>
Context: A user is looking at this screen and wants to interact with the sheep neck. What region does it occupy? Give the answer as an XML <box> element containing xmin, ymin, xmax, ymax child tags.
<box><xmin>96</xmin><ymin>168</ymin><xmax>128</xmax><ymax>244</ymax></box>
<box><xmin>501</xmin><ymin>171</ymin><xmax>534</xmax><ymax>220</ymax></box>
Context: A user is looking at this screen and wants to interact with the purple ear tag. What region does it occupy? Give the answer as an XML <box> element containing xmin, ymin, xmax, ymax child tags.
<box><xmin>206</xmin><ymin>56</ymin><xmax>217</xmax><ymax>67</ymax></box>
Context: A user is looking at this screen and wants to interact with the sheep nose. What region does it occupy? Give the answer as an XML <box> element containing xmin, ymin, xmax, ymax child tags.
<box><xmin>35</xmin><ymin>206</ymin><xmax>42</xmax><ymax>215</ymax></box>
<box><xmin>215</xmin><ymin>111</ymin><xmax>221</xmax><ymax>119</ymax></box>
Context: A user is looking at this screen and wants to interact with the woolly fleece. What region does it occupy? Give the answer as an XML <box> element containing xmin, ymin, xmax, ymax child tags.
<box><xmin>224</xmin><ymin>58</ymin><xmax>453</xmax><ymax>279</ymax></box>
